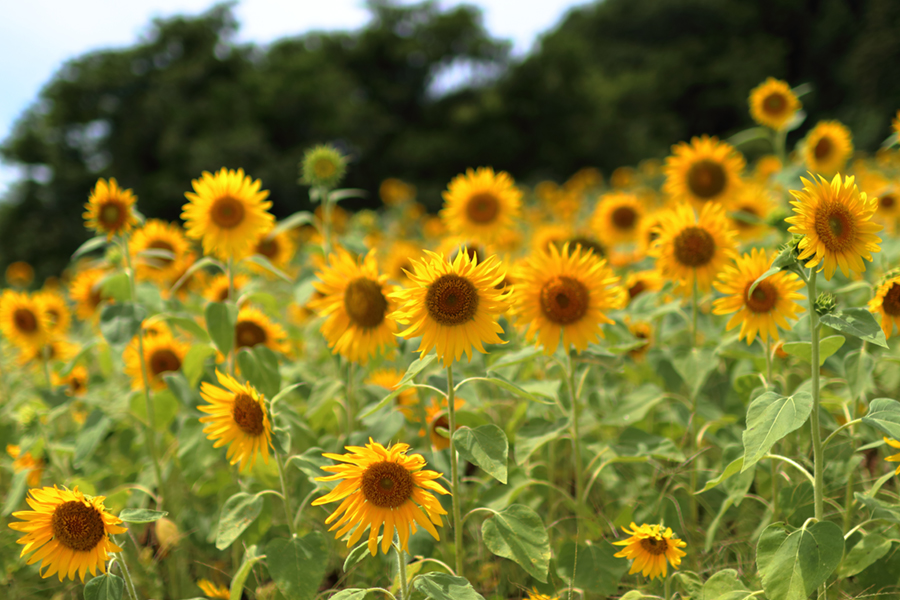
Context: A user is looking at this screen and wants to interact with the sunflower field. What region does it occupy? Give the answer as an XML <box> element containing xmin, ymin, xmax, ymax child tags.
<box><xmin>4</xmin><ymin>78</ymin><xmax>900</xmax><ymax>600</ymax></box>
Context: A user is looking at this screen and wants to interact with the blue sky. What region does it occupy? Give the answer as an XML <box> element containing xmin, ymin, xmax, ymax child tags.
<box><xmin>0</xmin><ymin>0</ymin><xmax>589</xmax><ymax>195</ymax></box>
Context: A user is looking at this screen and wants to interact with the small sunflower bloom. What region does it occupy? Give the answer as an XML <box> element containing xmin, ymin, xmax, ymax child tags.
<box><xmin>197</xmin><ymin>578</ymin><xmax>231</xmax><ymax>599</ymax></box>
<box><xmin>869</xmin><ymin>276</ymin><xmax>900</xmax><ymax>337</ymax></box>
<box><xmin>613</xmin><ymin>522</ymin><xmax>687</xmax><ymax>580</ymax></box>
<box><xmin>802</xmin><ymin>121</ymin><xmax>853</xmax><ymax>176</ymax></box>
<box><xmin>7</xmin><ymin>445</ymin><xmax>43</xmax><ymax>487</ymax></box>
<box><xmin>8</xmin><ymin>486</ymin><xmax>127</xmax><ymax>582</ymax></box>
<box><xmin>312</xmin><ymin>439</ymin><xmax>449</xmax><ymax>556</ymax></box>
<box><xmin>69</xmin><ymin>267</ymin><xmax>109</xmax><ymax>320</ymax></box>
<box><xmin>233</xmin><ymin>306</ymin><xmax>290</xmax><ymax>355</ymax></box>
<box><xmin>129</xmin><ymin>219</ymin><xmax>190</xmax><ymax>284</ymax></box>
<box><xmin>0</xmin><ymin>290</ymin><xmax>50</xmax><ymax>349</ymax></box>
<box><xmin>786</xmin><ymin>173</ymin><xmax>882</xmax><ymax>280</ymax></box>
<box><xmin>300</xmin><ymin>144</ymin><xmax>348</xmax><ymax>189</ymax></box>
<box><xmin>123</xmin><ymin>333</ymin><xmax>188</xmax><ymax>391</ymax></box>
<box><xmin>591</xmin><ymin>191</ymin><xmax>644</xmax><ymax>245</ymax></box>
<box><xmin>440</xmin><ymin>167</ymin><xmax>522</xmax><ymax>244</ymax></box>
<box><xmin>663</xmin><ymin>135</ymin><xmax>745</xmax><ymax>208</ymax></box>
<box><xmin>83</xmin><ymin>178</ymin><xmax>138</xmax><ymax>239</ymax></box>
<box><xmin>749</xmin><ymin>78</ymin><xmax>801</xmax><ymax>131</ymax></box>
<box><xmin>526</xmin><ymin>588</ymin><xmax>558</xmax><ymax>600</ymax></box>
<box><xmin>885</xmin><ymin>437</ymin><xmax>900</xmax><ymax>474</ymax></box>
<box><xmin>198</xmin><ymin>370</ymin><xmax>272</xmax><ymax>472</ymax></box>
<box><xmin>5</xmin><ymin>261</ymin><xmax>34</xmax><ymax>287</ymax></box>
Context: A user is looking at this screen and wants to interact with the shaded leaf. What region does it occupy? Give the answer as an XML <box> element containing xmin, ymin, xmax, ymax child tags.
<box><xmin>482</xmin><ymin>504</ymin><xmax>550</xmax><ymax>582</ymax></box>
<box><xmin>205</xmin><ymin>301</ymin><xmax>238</xmax><ymax>356</ymax></box>
<box><xmin>820</xmin><ymin>308</ymin><xmax>888</xmax><ymax>348</ymax></box>
<box><xmin>266</xmin><ymin>533</ymin><xmax>327</xmax><ymax>600</ymax></box>
<box><xmin>741</xmin><ymin>392</ymin><xmax>812</xmax><ymax>472</ymax></box>
<box><xmin>838</xmin><ymin>533</ymin><xmax>891</xmax><ymax>578</ymax></box>
<box><xmin>862</xmin><ymin>398</ymin><xmax>900</xmax><ymax>439</ymax></box>
<box><xmin>757</xmin><ymin>521</ymin><xmax>843</xmax><ymax>600</ymax></box>
<box><xmin>557</xmin><ymin>540</ymin><xmax>628</xmax><ymax>596</ymax></box>
<box><xmin>782</xmin><ymin>335</ymin><xmax>845</xmax><ymax>365</ymax></box>
<box><xmin>84</xmin><ymin>573</ymin><xmax>125</xmax><ymax>600</ymax></box>
<box><xmin>99</xmin><ymin>303</ymin><xmax>146</xmax><ymax>345</ymax></box>
<box><xmin>453</xmin><ymin>424</ymin><xmax>508</xmax><ymax>483</ymax></box>
<box><xmin>74</xmin><ymin>411</ymin><xmax>112</xmax><ymax>467</ymax></box>
<box><xmin>413</xmin><ymin>573</ymin><xmax>486</xmax><ymax>600</ymax></box>
<box><xmin>216</xmin><ymin>492</ymin><xmax>264</xmax><ymax>550</ymax></box>
<box><xmin>515</xmin><ymin>418</ymin><xmax>568</xmax><ymax>465</ymax></box>
<box><xmin>119</xmin><ymin>508</ymin><xmax>168</xmax><ymax>523</ymax></box>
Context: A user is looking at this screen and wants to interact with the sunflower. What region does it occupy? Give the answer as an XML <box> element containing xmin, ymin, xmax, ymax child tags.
<box><xmin>83</xmin><ymin>178</ymin><xmax>138</xmax><ymax>239</ymax></box>
<box><xmin>8</xmin><ymin>486</ymin><xmax>126</xmax><ymax>582</ymax></box>
<box><xmin>203</xmin><ymin>273</ymin><xmax>249</xmax><ymax>303</ymax></box>
<box><xmin>613</xmin><ymin>522</ymin><xmax>687</xmax><ymax>580</ymax></box>
<box><xmin>197</xmin><ymin>579</ymin><xmax>231</xmax><ymax>599</ymax></box>
<box><xmin>511</xmin><ymin>243</ymin><xmax>621</xmax><ymax>355</ymax></box>
<box><xmin>68</xmin><ymin>267</ymin><xmax>109</xmax><ymax>321</ymax></box>
<box><xmin>802</xmin><ymin>121</ymin><xmax>853</xmax><ymax>176</ymax></box>
<box><xmin>392</xmin><ymin>249</ymin><xmax>510</xmax><ymax>366</ymax></box>
<box><xmin>650</xmin><ymin>203</ymin><xmax>738</xmax><ymax>294</ymax></box>
<box><xmin>786</xmin><ymin>173</ymin><xmax>882</xmax><ymax>280</ymax></box>
<box><xmin>440</xmin><ymin>167</ymin><xmax>522</xmax><ymax>243</ymax></box>
<box><xmin>884</xmin><ymin>437</ymin><xmax>900</xmax><ymax>474</ymax></box>
<box><xmin>52</xmin><ymin>365</ymin><xmax>89</xmax><ymax>397</ymax></box>
<box><xmin>367</xmin><ymin>369</ymin><xmax>419</xmax><ymax>420</ymax></box>
<box><xmin>636</xmin><ymin>211</ymin><xmax>665</xmax><ymax>257</ymax></box>
<box><xmin>626</xmin><ymin>321</ymin><xmax>652</xmax><ymax>361</ymax></box>
<box><xmin>310</xmin><ymin>249</ymin><xmax>398</xmax><ymax>364</ymax></box>
<box><xmin>858</xmin><ymin>173</ymin><xmax>900</xmax><ymax>233</ymax></box>
<box><xmin>382</xmin><ymin>241</ymin><xmax>422</xmax><ymax>284</ymax></box>
<box><xmin>233</xmin><ymin>306</ymin><xmax>290</xmax><ymax>355</ymax></box>
<box><xmin>199</xmin><ymin>370</ymin><xmax>271</xmax><ymax>471</ymax></box>
<box><xmin>35</xmin><ymin>290</ymin><xmax>71</xmax><ymax>337</ymax></box>
<box><xmin>300</xmin><ymin>144</ymin><xmax>348</xmax><ymax>189</ymax></box>
<box><xmin>18</xmin><ymin>338</ymin><xmax>78</xmax><ymax>367</ymax></box>
<box><xmin>5</xmin><ymin>261</ymin><xmax>34</xmax><ymax>287</ymax></box>
<box><xmin>728</xmin><ymin>183</ymin><xmax>774</xmax><ymax>240</ymax></box>
<box><xmin>312</xmin><ymin>439</ymin><xmax>449</xmax><ymax>556</ymax></box>
<box><xmin>713</xmin><ymin>249</ymin><xmax>805</xmax><ymax>345</ymax></box>
<box><xmin>526</xmin><ymin>589</ymin><xmax>558</xmax><ymax>600</ymax></box>
<box><xmin>250</xmin><ymin>228</ymin><xmax>297</xmax><ymax>276</ymax></box>
<box><xmin>663</xmin><ymin>136</ymin><xmax>745</xmax><ymax>208</ymax></box>
<box><xmin>380</xmin><ymin>178</ymin><xmax>417</xmax><ymax>206</ymax></box>
<box><xmin>869</xmin><ymin>276</ymin><xmax>900</xmax><ymax>337</ymax></box>
<box><xmin>130</xmin><ymin>219</ymin><xmax>189</xmax><ymax>284</ymax></box>
<box><xmin>423</xmin><ymin>397</ymin><xmax>465</xmax><ymax>451</ymax></box>
<box><xmin>591</xmin><ymin>192</ymin><xmax>644</xmax><ymax>245</ymax></box>
<box><xmin>123</xmin><ymin>333</ymin><xmax>188</xmax><ymax>390</ymax></box>
<box><xmin>754</xmin><ymin>155</ymin><xmax>783</xmax><ymax>182</ymax></box>
<box><xmin>0</xmin><ymin>291</ymin><xmax>49</xmax><ymax>349</ymax></box>
<box><xmin>7</xmin><ymin>445</ymin><xmax>43</xmax><ymax>487</ymax></box>
<box><xmin>624</xmin><ymin>270</ymin><xmax>664</xmax><ymax>302</ymax></box>
<box><xmin>182</xmin><ymin>168</ymin><xmax>274</xmax><ymax>261</ymax></box>
<box><xmin>749</xmin><ymin>78</ymin><xmax>801</xmax><ymax>130</ymax></box>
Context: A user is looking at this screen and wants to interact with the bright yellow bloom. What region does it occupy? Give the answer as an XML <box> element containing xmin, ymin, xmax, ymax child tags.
<box><xmin>313</xmin><ymin>439</ymin><xmax>449</xmax><ymax>556</ymax></box>
<box><xmin>624</xmin><ymin>270</ymin><xmax>664</xmax><ymax>303</ymax></box>
<box><xmin>802</xmin><ymin>121</ymin><xmax>853</xmax><ymax>176</ymax></box>
<box><xmin>198</xmin><ymin>370</ymin><xmax>272</xmax><ymax>472</ymax></box>
<box><xmin>250</xmin><ymin>228</ymin><xmax>297</xmax><ymax>277</ymax></box>
<box><xmin>197</xmin><ymin>578</ymin><xmax>230</xmax><ymax>599</ymax></box>
<box><xmin>5</xmin><ymin>261</ymin><xmax>34</xmax><ymax>287</ymax></box>
<box><xmin>35</xmin><ymin>290</ymin><xmax>71</xmax><ymax>337</ymax></box>
<box><xmin>885</xmin><ymin>437</ymin><xmax>900</xmax><ymax>474</ymax></box>
<box><xmin>123</xmin><ymin>333</ymin><xmax>187</xmax><ymax>390</ymax></box>
<box><xmin>663</xmin><ymin>135</ymin><xmax>745</xmax><ymax>208</ymax></box>
<box><xmin>728</xmin><ymin>183</ymin><xmax>774</xmax><ymax>240</ymax></box>
<box><xmin>68</xmin><ymin>267</ymin><xmax>109</xmax><ymax>320</ymax></box>
<box><xmin>591</xmin><ymin>191</ymin><xmax>644</xmax><ymax>245</ymax></box>
<box><xmin>52</xmin><ymin>365</ymin><xmax>89</xmax><ymax>397</ymax></box>
<box><xmin>8</xmin><ymin>486</ymin><xmax>126</xmax><ymax>582</ymax></box>
<box><xmin>233</xmin><ymin>306</ymin><xmax>290</xmax><ymax>355</ymax></box>
<box><xmin>869</xmin><ymin>276</ymin><xmax>900</xmax><ymax>337</ymax></box>
<box><xmin>526</xmin><ymin>587</ymin><xmax>559</xmax><ymax>600</ymax></box>
<box><xmin>7</xmin><ymin>445</ymin><xmax>43</xmax><ymax>487</ymax></box>
<box><xmin>182</xmin><ymin>168</ymin><xmax>274</xmax><ymax>261</ymax></box>
<box><xmin>0</xmin><ymin>291</ymin><xmax>50</xmax><ymax>349</ymax></box>
<box><xmin>129</xmin><ymin>219</ymin><xmax>190</xmax><ymax>284</ymax></box>
<box><xmin>749</xmin><ymin>78</ymin><xmax>801</xmax><ymax>130</ymax></box>
<box><xmin>83</xmin><ymin>178</ymin><xmax>138</xmax><ymax>239</ymax></box>
<box><xmin>786</xmin><ymin>173</ymin><xmax>882</xmax><ymax>280</ymax></box>
<box><xmin>613</xmin><ymin>522</ymin><xmax>687</xmax><ymax>580</ymax></box>
<box><xmin>440</xmin><ymin>167</ymin><xmax>522</xmax><ymax>243</ymax></box>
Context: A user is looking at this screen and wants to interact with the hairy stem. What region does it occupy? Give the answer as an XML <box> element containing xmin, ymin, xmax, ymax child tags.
<box><xmin>447</xmin><ymin>364</ymin><xmax>463</xmax><ymax>577</ymax></box>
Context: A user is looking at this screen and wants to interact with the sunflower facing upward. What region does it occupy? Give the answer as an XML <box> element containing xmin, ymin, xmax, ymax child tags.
<box><xmin>511</xmin><ymin>243</ymin><xmax>622</xmax><ymax>355</ymax></box>
<box><xmin>613</xmin><ymin>522</ymin><xmax>687</xmax><ymax>580</ymax></box>
<box><xmin>650</xmin><ymin>203</ymin><xmax>738</xmax><ymax>294</ymax></box>
<box><xmin>663</xmin><ymin>135</ymin><xmax>745</xmax><ymax>208</ymax></box>
<box><xmin>8</xmin><ymin>486</ymin><xmax>127</xmax><ymax>582</ymax></box>
<box><xmin>83</xmin><ymin>178</ymin><xmax>138</xmax><ymax>239</ymax></box>
<box><xmin>749</xmin><ymin>77</ymin><xmax>801</xmax><ymax>131</ymax></box>
<box><xmin>869</xmin><ymin>276</ymin><xmax>900</xmax><ymax>337</ymax></box>
<box><xmin>713</xmin><ymin>249</ymin><xmax>805</xmax><ymax>345</ymax></box>
<box><xmin>392</xmin><ymin>249</ymin><xmax>510</xmax><ymax>366</ymax></box>
<box><xmin>440</xmin><ymin>167</ymin><xmax>522</xmax><ymax>244</ymax></box>
<box><xmin>802</xmin><ymin>121</ymin><xmax>853</xmax><ymax>176</ymax></box>
<box><xmin>312</xmin><ymin>439</ymin><xmax>449</xmax><ymax>556</ymax></box>
<box><xmin>182</xmin><ymin>168</ymin><xmax>275</xmax><ymax>261</ymax></box>
<box><xmin>310</xmin><ymin>249</ymin><xmax>398</xmax><ymax>364</ymax></box>
<box><xmin>786</xmin><ymin>173</ymin><xmax>882</xmax><ymax>280</ymax></box>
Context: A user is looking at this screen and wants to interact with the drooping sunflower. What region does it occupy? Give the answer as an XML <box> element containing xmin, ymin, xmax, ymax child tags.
<box><xmin>68</xmin><ymin>267</ymin><xmax>109</xmax><ymax>321</ymax></box>
<box><xmin>663</xmin><ymin>136</ymin><xmax>745</xmax><ymax>208</ymax></box>
<box><xmin>182</xmin><ymin>167</ymin><xmax>274</xmax><ymax>261</ymax></box>
<box><xmin>613</xmin><ymin>522</ymin><xmax>687</xmax><ymax>580</ymax></box>
<box><xmin>422</xmin><ymin>397</ymin><xmax>465</xmax><ymax>451</ymax></box>
<box><xmin>5</xmin><ymin>261</ymin><xmax>34</xmax><ymax>287</ymax></box>
<box><xmin>198</xmin><ymin>370</ymin><xmax>272</xmax><ymax>472</ymax></box>
<box><xmin>713</xmin><ymin>249</ymin><xmax>805</xmax><ymax>345</ymax></box>
<box><xmin>123</xmin><ymin>333</ymin><xmax>188</xmax><ymax>390</ymax></box>
<box><xmin>802</xmin><ymin>121</ymin><xmax>853</xmax><ymax>176</ymax></box>
<box><xmin>511</xmin><ymin>243</ymin><xmax>622</xmax><ymax>355</ymax></box>
<box><xmin>310</xmin><ymin>249</ymin><xmax>398</xmax><ymax>364</ymax></box>
<box><xmin>129</xmin><ymin>219</ymin><xmax>189</xmax><ymax>284</ymax></box>
<box><xmin>869</xmin><ymin>276</ymin><xmax>900</xmax><ymax>337</ymax></box>
<box><xmin>749</xmin><ymin>77</ymin><xmax>801</xmax><ymax>130</ymax></box>
<box><xmin>312</xmin><ymin>439</ymin><xmax>449</xmax><ymax>556</ymax></box>
<box><xmin>233</xmin><ymin>306</ymin><xmax>290</xmax><ymax>355</ymax></box>
<box><xmin>650</xmin><ymin>203</ymin><xmax>738</xmax><ymax>294</ymax></box>
<box><xmin>203</xmin><ymin>273</ymin><xmax>249</xmax><ymax>304</ymax></box>
<box><xmin>591</xmin><ymin>191</ymin><xmax>644</xmax><ymax>245</ymax></box>
<box><xmin>786</xmin><ymin>173</ymin><xmax>882</xmax><ymax>280</ymax></box>
<box><xmin>440</xmin><ymin>167</ymin><xmax>522</xmax><ymax>243</ymax></box>
<box><xmin>8</xmin><ymin>486</ymin><xmax>126</xmax><ymax>582</ymax></box>
<box><xmin>0</xmin><ymin>291</ymin><xmax>49</xmax><ymax>349</ymax></box>
<box><xmin>83</xmin><ymin>178</ymin><xmax>138</xmax><ymax>239</ymax></box>
<box><xmin>392</xmin><ymin>249</ymin><xmax>510</xmax><ymax>366</ymax></box>
<box><xmin>884</xmin><ymin>437</ymin><xmax>900</xmax><ymax>474</ymax></box>
<box><xmin>728</xmin><ymin>183</ymin><xmax>774</xmax><ymax>240</ymax></box>
<box><xmin>35</xmin><ymin>290</ymin><xmax>71</xmax><ymax>337</ymax></box>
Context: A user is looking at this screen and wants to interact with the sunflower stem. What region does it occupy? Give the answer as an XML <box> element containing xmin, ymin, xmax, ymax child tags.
<box><xmin>844</xmin><ymin>341</ymin><xmax>866</xmax><ymax>533</ymax></box>
<box><xmin>121</xmin><ymin>233</ymin><xmax>165</xmax><ymax>509</ymax></box>
<box><xmin>774</xmin><ymin>128</ymin><xmax>788</xmax><ymax>165</ymax></box>
<box><xmin>396</xmin><ymin>535</ymin><xmax>409</xmax><ymax>600</ymax></box>
<box><xmin>664</xmin><ymin>572</ymin><xmax>673</xmax><ymax>600</ymax></box>
<box><xmin>446</xmin><ymin>364</ymin><xmax>464</xmax><ymax>577</ymax></box>
<box><xmin>227</xmin><ymin>257</ymin><xmax>236</xmax><ymax>376</ymax></box>
<box><xmin>345</xmin><ymin>361</ymin><xmax>356</xmax><ymax>442</ymax></box>
<box><xmin>320</xmin><ymin>186</ymin><xmax>332</xmax><ymax>256</ymax></box>
<box><xmin>565</xmin><ymin>350</ymin><xmax>584</xmax><ymax>504</ymax></box>
<box><xmin>274</xmin><ymin>450</ymin><xmax>297</xmax><ymax>536</ymax></box>
<box><xmin>805</xmin><ymin>268</ymin><xmax>826</xmax><ymax>600</ymax></box>
<box><xmin>113</xmin><ymin>548</ymin><xmax>140</xmax><ymax>600</ymax></box>
<box><xmin>691</xmin><ymin>276</ymin><xmax>699</xmax><ymax>347</ymax></box>
<box><xmin>765</xmin><ymin>338</ymin><xmax>773</xmax><ymax>390</ymax></box>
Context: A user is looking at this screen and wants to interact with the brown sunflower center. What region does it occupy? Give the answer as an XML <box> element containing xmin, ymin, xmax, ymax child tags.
<box><xmin>99</xmin><ymin>200</ymin><xmax>126</xmax><ymax>229</ymax></box>
<box><xmin>425</xmin><ymin>274</ymin><xmax>479</xmax><ymax>326</ymax></box>
<box><xmin>612</xmin><ymin>206</ymin><xmax>638</xmax><ymax>230</ymax></box>
<box><xmin>13</xmin><ymin>308</ymin><xmax>38</xmax><ymax>333</ymax></box>
<box><xmin>360</xmin><ymin>460</ymin><xmax>415</xmax><ymax>509</ymax></box>
<box><xmin>567</xmin><ymin>236</ymin><xmax>606</xmax><ymax>258</ymax></box>
<box><xmin>880</xmin><ymin>194</ymin><xmax>895</xmax><ymax>209</ymax></box>
<box><xmin>733</xmin><ymin>206</ymin><xmax>759</xmax><ymax>230</ymax></box>
<box><xmin>744</xmin><ymin>280</ymin><xmax>779</xmax><ymax>313</ymax></box>
<box><xmin>256</xmin><ymin>237</ymin><xmax>279</xmax><ymax>259</ymax></box>
<box><xmin>639</xmin><ymin>536</ymin><xmax>669</xmax><ymax>556</ymax></box>
<box><xmin>211</xmin><ymin>196</ymin><xmax>246</xmax><ymax>229</ymax></box>
<box><xmin>232</xmin><ymin>392</ymin><xmax>265</xmax><ymax>435</ymax></box>
<box><xmin>46</xmin><ymin>308</ymin><xmax>60</xmax><ymax>326</ymax></box>
<box><xmin>147</xmin><ymin>240</ymin><xmax>175</xmax><ymax>266</ymax></box>
<box><xmin>883</xmin><ymin>283</ymin><xmax>900</xmax><ymax>316</ymax></box>
<box><xmin>51</xmin><ymin>500</ymin><xmax>106</xmax><ymax>552</ymax></box>
<box><xmin>466</xmin><ymin>192</ymin><xmax>500</xmax><ymax>224</ymax></box>
<box><xmin>762</xmin><ymin>92</ymin><xmax>787</xmax><ymax>115</ymax></box>
<box><xmin>149</xmin><ymin>348</ymin><xmax>181</xmax><ymax>376</ymax></box>
<box><xmin>343</xmin><ymin>277</ymin><xmax>388</xmax><ymax>329</ymax></box>
<box><xmin>236</xmin><ymin>321</ymin><xmax>267</xmax><ymax>348</ymax></box>
<box><xmin>70</xmin><ymin>378</ymin><xmax>85</xmax><ymax>394</ymax></box>
<box><xmin>314</xmin><ymin>158</ymin><xmax>337</xmax><ymax>179</ymax></box>
<box><xmin>687</xmin><ymin>160</ymin><xmax>727</xmax><ymax>199</ymax></box>
<box><xmin>673</xmin><ymin>226</ymin><xmax>716</xmax><ymax>268</ymax></box>
<box><xmin>628</xmin><ymin>281</ymin><xmax>647</xmax><ymax>299</ymax></box>
<box><xmin>813</xmin><ymin>202</ymin><xmax>856</xmax><ymax>252</ymax></box>
<box><xmin>540</xmin><ymin>276</ymin><xmax>589</xmax><ymax>325</ymax></box>
<box><xmin>814</xmin><ymin>137</ymin><xmax>833</xmax><ymax>161</ymax></box>
<box><xmin>89</xmin><ymin>285</ymin><xmax>104</xmax><ymax>308</ymax></box>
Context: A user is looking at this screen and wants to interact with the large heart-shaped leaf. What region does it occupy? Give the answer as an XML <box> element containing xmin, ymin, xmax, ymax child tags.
<box><xmin>741</xmin><ymin>391</ymin><xmax>812</xmax><ymax>472</ymax></box>
<box><xmin>266</xmin><ymin>533</ymin><xmax>327</xmax><ymax>600</ymax></box>
<box><xmin>481</xmin><ymin>504</ymin><xmax>550</xmax><ymax>582</ymax></box>
<box><xmin>757</xmin><ymin>521</ymin><xmax>843</xmax><ymax>600</ymax></box>
<box><xmin>453</xmin><ymin>424</ymin><xmax>508</xmax><ymax>483</ymax></box>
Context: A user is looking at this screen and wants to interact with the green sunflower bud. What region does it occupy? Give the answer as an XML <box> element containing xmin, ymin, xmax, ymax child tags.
<box><xmin>299</xmin><ymin>144</ymin><xmax>348</xmax><ymax>190</ymax></box>
<box><xmin>814</xmin><ymin>292</ymin><xmax>837</xmax><ymax>316</ymax></box>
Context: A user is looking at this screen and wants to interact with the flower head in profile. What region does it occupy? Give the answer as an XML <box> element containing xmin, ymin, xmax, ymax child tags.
<box><xmin>786</xmin><ymin>173</ymin><xmax>881</xmax><ymax>280</ymax></box>
<box><xmin>885</xmin><ymin>437</ymin><xmax>900</xmax><ymax>474</ymax></box>
<box><xmin>749</xmin><ymin>77</ymin><xmax>801</xmax><ymax>131</ymax></box>
<box><xmin>312</xmin><ymin>439</ymin><xmax>449</xmax><ymax>556</ymax></box>
<box><xmin>198</xmin><ymin>370</ymin><xmax>272</xmax><ymax>472</ymax></box>
<box><xmin>182</xmin><ymin>168</ymin><xmax>274</xmax><ymax>261</ymax></box>
<box><xmin>69</xmin><ymin>267</ymin><xmax>109</xmax><ymax>320</ymax></box>
<box><xmin>663</xmin><ymin>135</ymin><xmax>745</xmax><ymax>208</ymax></box>
<box><xmin>440</xmin><ymin>167</ymin><xmax>522</xmax><ymax>244</ymax></box>
<box><xmin>869</xmin><ymin>276</ymin><xmax>900</xmax><ymax>338</ymax></box>
<box><xmin>613</xmin><ymin>522</ymin><xmax>687</xmax><ymax>580</ymax></box>
<box><xmin>802</xmin><ymin>121</ymin><xmax>853</xmax><ymax>176</ymax></box>
<box><xmin>83</xmin><ymin>178</ymin><xmax>138</xmax><ymax>239</ymax></box>
<box><xmin>8</xmin><ymin>486</ymin><xmax>126</xmax><ymax>582</ymax></box>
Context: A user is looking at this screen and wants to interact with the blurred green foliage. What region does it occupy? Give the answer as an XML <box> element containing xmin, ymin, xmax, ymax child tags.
<box><xmin>3</xmin><ymin>0</ymin><xmax>900</xmax><ymax>278</ymax></box>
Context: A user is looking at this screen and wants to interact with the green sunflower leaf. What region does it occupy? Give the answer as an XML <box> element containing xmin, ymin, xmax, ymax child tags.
<box><xmin>84</xmin><ymin>572</ymin><xmax>125</xmax><ymax>600</ymax></box>
<box><xmin>741</xmin><ymin>391</ymin><xmax>813</xmax><ymax>472</ymax></box>
<box><xmin>452</xmin><ymin>424</ymin><xmax>508</xmax><ymax>483</ymax></box>
<box><xmin>205</xmin><ymin>301</ymin><xmax>238</xmax><ymax>357</ymax></box>
<box><xmin>215</xmin><ymin>492</ymin><xmax>264</xmax><ymax>550</ymax></box>
<box><xmin>757</xmin><ymin>521</ymin><xmax>843</xmax><ymax>600</ymax></box>
<box><xmin>820</xmin><ymin>308</ymin><xmax>888</xmax><ymax>348</ymax></box>
<box><xmin>413</xmin><ymin>573</ymin><xmax>486</xmax><ymax>600</ymax></box>
<box><xmin>118</xmin><ymin>508</ymin><xmax>168</xmax><ymax>524</ymax></box>
<box><xmin>481</xmin><ymin>504</ymin><xmax>551</xmax><ymax>582</ymax></box>
<box><xmin>266</xmin><ymin>533</ymin><xmax>327</xmax><ymax>600</ymax></box>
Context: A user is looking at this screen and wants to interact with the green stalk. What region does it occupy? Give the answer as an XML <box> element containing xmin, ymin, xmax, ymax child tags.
<box><xmin>446</xmin><ymin>364</ymin><xmax>463</xmax><ymax>577</ymax></box>
<box><xmin>691</xmin><ymin>276</ymin><xmax>699</xmax><ymax>347</ymax></box>
<box><xmin>227</xmin><ymin>257</ymin><xmax>236</xmax><ymax>376</ymax></box>
<box><xmin>345</xmin><ymin>362</ymin><xmax>356</xmax><ymax>442</ymax></box>
<box><xmin>396</xmin><ymin>537</ymin><xmax>409</xmax><ymax>600</ymax></box>
<box><xmin>565</xmin><ymin>351</ymin><xmax>584</xmax><ymax>503</ymax></box>
<box><xmin>774</xmin><ymin>128</ymin><xmax>788</xmax><ymax>165</ymax></box>
<box><xmin>113</xmin><ymin>544</ymin><xmax>140</xmax><ymax>600</ymax></box>
<box><xmin>274</xmin><ymin>451</ymin><xmax>297</xmax><ymax>536</ymax></box>
<box><xmin>844</xmin><ymin>341</ymin><xmax>866</xmax><ymax>532</ymax></box>
<box><xmin>320</xmin><ymin>187</ymin><xmax>332</xmax><ymax>256</ymax></box>
<box><xmin>805</xmin><ymin>268</ymin><xmax>825</xmax><ymax>600</ymax></box>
